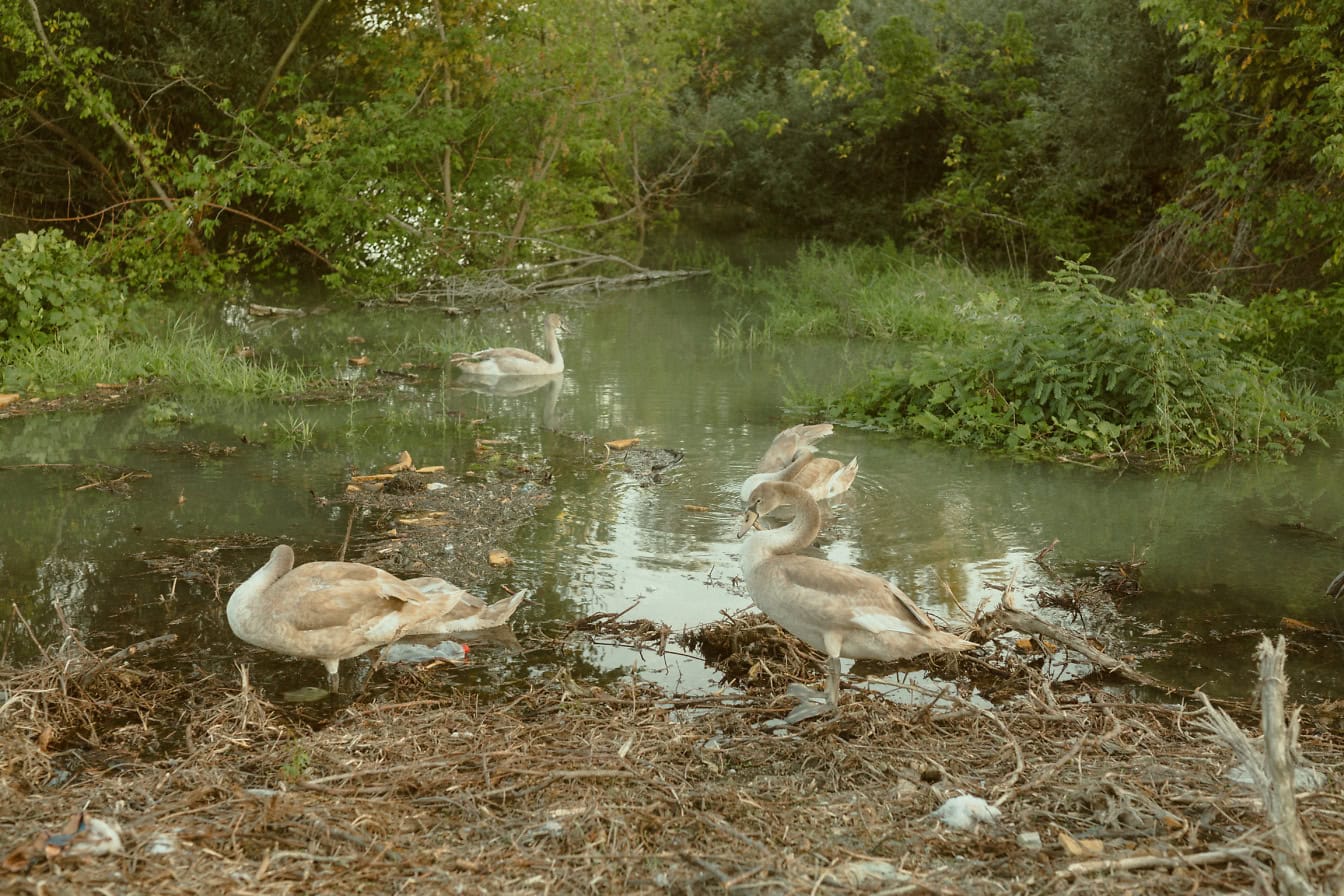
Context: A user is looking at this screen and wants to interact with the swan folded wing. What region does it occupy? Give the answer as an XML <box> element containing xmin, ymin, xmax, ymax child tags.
<box><xmin>283</xmin><ymin>583</ymin><xmax>428</xmax><ymax>633</ymax></box>
<box><xmin>789</xmin><ymin>457</ymin><xmax>842</xmax><ymax>491</ymax></box>
<box><xmin>775</xmin><ymin>559</ymin><xmax>942</xmax><ymax>634</ymax></box>
<box><xmin>452</xmin><ymin>347</ymin><xmax>547</xmax><ymax>373</ymax></box>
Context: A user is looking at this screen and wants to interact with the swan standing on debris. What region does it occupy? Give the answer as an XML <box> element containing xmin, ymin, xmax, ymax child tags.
<box><xmin>738</xmin><ymin>481</ymin><xmax>975</xmax><ymax>721</ymax></box>
<box><xmin>227</xmin><ymin>544</ymin><xmax>528</xmax><ymax>689</ymax></box>
<box><xmin>450</xmin><ymin>312</ymin><xmax>568</xmax><ymax>377</ymax></box>
<box><xmin>739</xmin><ymin>445</ymin><xmax>859</xmax><ymax>505</ymax></box>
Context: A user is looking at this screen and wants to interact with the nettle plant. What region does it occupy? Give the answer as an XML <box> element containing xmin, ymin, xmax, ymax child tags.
<box><xmin>821</xmin><ymin>260</ymin><xmax>1325</xmax><ymax>469</ymax></box>
<box><xmin>0</xmin><ymin>230</ymin><xmax>124</xmax><ymax>352</ymax></box>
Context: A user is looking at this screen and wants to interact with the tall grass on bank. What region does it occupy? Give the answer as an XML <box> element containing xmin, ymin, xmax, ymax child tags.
<box><xmin>716</xmin><ymin>241</ymin><xmax>1027</xmax><ymax>345</ymax></box>
<box><xmin>2</xmin><ymin>318</ymin><xmax>304</xmax><ymax>396</ymax></box>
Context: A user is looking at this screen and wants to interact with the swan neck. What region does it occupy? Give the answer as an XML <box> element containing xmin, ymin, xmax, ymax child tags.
<box><xmin>545</xmin><ymin>324</ymin><xmax>563</xmax><ymax>366</ymax></box>
<box><xmin>229</xmin><ymin>549</ymin><xmax>290</xmax><ymax>609</ymax></box>
<box><xmin>754</xmin><ymin>497</ymin><xmax>822</xmax><ymax>555</ymax></box>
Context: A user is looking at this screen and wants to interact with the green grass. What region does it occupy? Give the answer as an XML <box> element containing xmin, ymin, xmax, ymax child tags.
<box><xmin>2</xmin><ymin>317</ymin><xmax>305</xmax><ymax>396</ymax></box>
<box><xmin>717</xmin><ymin>240</ymin><xmax>1027</xmax><ymax>344</ymax></box>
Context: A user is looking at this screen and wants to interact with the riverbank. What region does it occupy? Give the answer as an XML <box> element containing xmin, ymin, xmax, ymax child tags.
<box><xmin>5</xmin><ymin>592</ymin><xmax>1344</xmax><ymax>894</ymax></box>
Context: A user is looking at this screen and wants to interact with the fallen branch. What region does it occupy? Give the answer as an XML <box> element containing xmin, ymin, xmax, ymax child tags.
<box><xmin>1063</xmin><ymin>846</ymin><xmax>1257</xmax><ymax>876</ymax></box>
<box><xmin>976</xmin><ymin>583</ymin><xmax>1173</xmax><ymax>692</ymax></box>
<box><xmin>75</xmin><ymin>633</ymin><xmax>178</xmax><ymax>685</ymax></box>
<box><xmin>1257</xmin><ymin>636</ymin><xmax>1317</xmax><ymax>896</ymax></box>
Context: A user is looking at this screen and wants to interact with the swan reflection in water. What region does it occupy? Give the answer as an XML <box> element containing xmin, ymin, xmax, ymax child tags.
<box><xmin>451</xmin><ymin>372</ymin><xmax>565</xmax><ymax>430</ymax></box>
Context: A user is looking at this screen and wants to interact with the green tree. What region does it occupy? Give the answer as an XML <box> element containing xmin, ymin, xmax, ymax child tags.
<box><xmin>0</xmin><ymin>0</ymin><xmax>704</xmax><ymax>304</ymax></box>
<box><xmin>674</xmin><ymin>0</ymin><xmax>1180</xmax><ymax>273</ymax></box>
<box><xmin>1137</xmin><ymin>0</ymin><xmax>1344</xmax><ymax>293</ymax></box>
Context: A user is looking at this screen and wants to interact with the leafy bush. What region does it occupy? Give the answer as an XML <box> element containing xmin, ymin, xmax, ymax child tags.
<box><xmin>1243</xmin><ymin>287</ymin><xmax>1344</xmax><ymax>384</ymax></box>
<box><xmin>0</xmin><ymin>230</ymin><xmax>125</xmax><ymax>353</ymax></box>
<box><xmin>807</xmin><ymin>259</ymin><xmax>1330</xmax><ymax>468</ymax></box>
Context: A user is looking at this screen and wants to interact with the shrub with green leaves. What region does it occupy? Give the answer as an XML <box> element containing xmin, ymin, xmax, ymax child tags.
<box><xmin>1243</xmin><ymin>287</ymin><xmax>1344</xmax><ymax>385</ymax></box>
<box><xmin>809</xmin><ymin>260</ymin><xmax>1330</xmax><ymax>469</ymax></box>
<box><xmin>0</xmin><ymin>230</ymin><xmax>125</xmax><ymax>353</ymax></box>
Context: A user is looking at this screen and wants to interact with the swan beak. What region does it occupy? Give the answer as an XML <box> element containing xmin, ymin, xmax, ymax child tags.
<box><xmin>736</xmin><ymin>509</ymin><xmax>761</xmax><ymax>539</ymax></box>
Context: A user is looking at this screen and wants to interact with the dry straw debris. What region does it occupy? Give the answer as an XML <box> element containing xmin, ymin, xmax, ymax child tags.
<box><xmin>4</xmin><ymin>608</ymin><xmax>1344</xmax><ymax>895</ymax></box>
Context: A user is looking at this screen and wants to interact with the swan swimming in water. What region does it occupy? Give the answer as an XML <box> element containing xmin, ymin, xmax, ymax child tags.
<box><xmin>739</xmin><ymin>445</ymin><xmax>859</xmax><ymax>505</ymax></box>
<box><xmin>450</xmin><ymin>312</ymin><xmax>568</xmax><ymax>377</ymax></box>
<box><xmin>227</xmin><ymin>544</ymin><xmax>528</xmax><ymax>689</ymax></box>
<box><xmin>738</xmin><ymin>481</ymin><xmax>974</xmax><ymax>721</ymax></box>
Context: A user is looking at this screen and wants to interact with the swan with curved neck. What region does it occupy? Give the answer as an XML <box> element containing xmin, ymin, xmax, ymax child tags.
<box><xmin>227</xmin><ymin>544</ymin><xmax>528</xmax><ymax>690</ymax></box>
<box><xmin>737</xmin><ymin>481</ymin><xmax>974</xmax><ymax>721</ymax></box>
<box><xmin>450</xmin><ymin>312</ymin><xmax>567</xmax><ymax>377</ymax></box>
<box><xmin>739</xmin><ymin>445</ymin><xmax>859</xmax><ymax>505</ymax></box>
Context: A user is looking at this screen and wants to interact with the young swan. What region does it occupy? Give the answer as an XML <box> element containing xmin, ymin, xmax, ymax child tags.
<box><xmin>450</xmin><ymin>312</ymin><xmax>568</xmax><ymax>377</ymax></box>
<box><xmin>738</xmin><ymin>481</ymin><xmax>974</xmax><ymax>721</ymax></box>
<box><xmin>227</xmin><ymin>544</ymin><xmax>528</xmax><ymax>690</ymax></box>
<box><xmin>755</xmin><ymin>423</ymin><xmax>835</xmax><ymax>474</ymax></box>
<box><xmin>739</xmin><ymin>445</ymin><xmax>859</xmax><ymax>505</ymax></box>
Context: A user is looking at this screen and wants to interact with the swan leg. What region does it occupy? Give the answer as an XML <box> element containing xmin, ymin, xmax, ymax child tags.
<box><xmin>825</xmin><ymin>655</ymin><xmax>843</xmax><ymax>707</ymax></box>
<box><xmin>324</xmin><ymin>660</ymin><xmax>341</xmax><ymax>693</ymax></box>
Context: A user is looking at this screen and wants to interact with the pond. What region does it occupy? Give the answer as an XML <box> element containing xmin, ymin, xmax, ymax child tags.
<box><xmin>3</xmin><ymin>278</ymin><xmax>1343</xmax><ymax>704</ymax></box>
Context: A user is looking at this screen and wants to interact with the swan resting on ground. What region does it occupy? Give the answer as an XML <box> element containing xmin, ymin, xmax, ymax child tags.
<box><xmin>738</xmin><ymin>481</ymin><xmax>975</xmax><ymax>722</ymax></box>
<box><xmin>739</xmin><ymin>445</ymin><xmax>859</xmax><ymax>505</ymax></box>
<box><xmin>450</xmin><ymin>312</ymin><xmax>567</xmax><ymax>377</ymax></box>
<box><xmin>227</xmin><ymin>544</ymin><xmax>528</xmax><ymax>689</ymax></box>
<box><xmin>755</xmin><ymin>423</ymin><xmax>835</xmax><ymax>473</ymax></box>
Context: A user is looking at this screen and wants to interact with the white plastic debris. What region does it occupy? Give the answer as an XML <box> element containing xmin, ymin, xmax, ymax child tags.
<box><xmin>930</xmin><ymin>794</ymin><xmax>1002</xmax><ymax>830</ymax></box>
<box><xmin>381</xmin><ymin>639</ymin><xmax>469</xmax><ymax>664</ymax></box>
<box><xmin>64</xmin><ymin>816</ymin><xmax>123</xmax><ymax>857</ymax></box>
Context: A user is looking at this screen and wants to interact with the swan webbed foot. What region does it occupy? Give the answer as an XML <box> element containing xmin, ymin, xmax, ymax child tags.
<box><xmin>780</xmin><ymin>682</ymin><xmax>836</xmax><ymax>725</ymax></box>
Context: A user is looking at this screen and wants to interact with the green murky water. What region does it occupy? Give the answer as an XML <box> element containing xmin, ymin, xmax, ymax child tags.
<box><xmin>3</xmin><ymin>280</ymin><xmax>1342</xmax><ymax>701</ymax></box>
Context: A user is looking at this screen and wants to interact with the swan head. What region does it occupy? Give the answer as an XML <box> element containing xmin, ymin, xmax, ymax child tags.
<box><xmin>737</xmin><ymin>480</ymin><xmax>810</xmax><ymax>537</ymax></box>
<box><xmin>544</xmin><ymin>313</ymin><xmax>569</xmax><ymax>337</ymax></box>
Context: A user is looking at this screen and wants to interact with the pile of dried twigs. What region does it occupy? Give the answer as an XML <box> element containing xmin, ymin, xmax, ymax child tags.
<box><xmin>4</xmin><ymin>604</ymin><xmax>1343</xmax><ymax>894</ymax></box>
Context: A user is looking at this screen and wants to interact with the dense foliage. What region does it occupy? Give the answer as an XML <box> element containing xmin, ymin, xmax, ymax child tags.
<box><xmin>669</xmin><ymin>0</ymin><xmax>1183</xmax><ymax>274</ymax></box>
<box><xmin>0</xmin><ymin>0</ymin><xmax>701</xmax><ymax>297</ymax></box>
<box><xmin>0</xmin><ymin>229</ymin><xmax>124</xmax><ymax>348</ymax></box>
<box><xmin>4</xmin><ymin>0</ymin><xmax>1342</xmax><ymax>299</ymax></box>
<box><xmin>744</xmin><ymin>247</ymin><xmax>1340</xmax><ymax>469</ymax></box>
<box><xmin>1136</xmin><ymin>0</ymin><xmax>1344</xmax><ymax>294</ymax></box>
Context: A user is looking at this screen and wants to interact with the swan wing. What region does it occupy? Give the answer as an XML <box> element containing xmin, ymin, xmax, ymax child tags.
<box><xmin>768</xmin><ymin>557</ymin><xmax>942</xmax><ymax>635</ymax></box>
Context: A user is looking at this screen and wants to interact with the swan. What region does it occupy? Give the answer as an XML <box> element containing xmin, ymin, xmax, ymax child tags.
<box><xmin>738</xmin><ymin>481</ymin><xmax>974</xmax><ymax>721</ymax></box>
<box><xmin>739</xmin><ymin>445</ymin><xmax>859</xmax><ymax>505</ymax></box>
<box><xmin>227</xmin><ymin>544</ymin><xmax>529</xmax><ymax>689</ymax></box>
<box><xmin>755</xmin><ymin>423</ymin><xmax>835</xmax><ymax>473</ymax></box>
<box><xmin>1328</xmin><ymin>570</ymin><xmax>1344</xmax><ymax>599</ymax></box>
<box><xmin>450</xmin><ymin>313</ymin><xmax>567</xmax><ymax>377</ymax></box>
